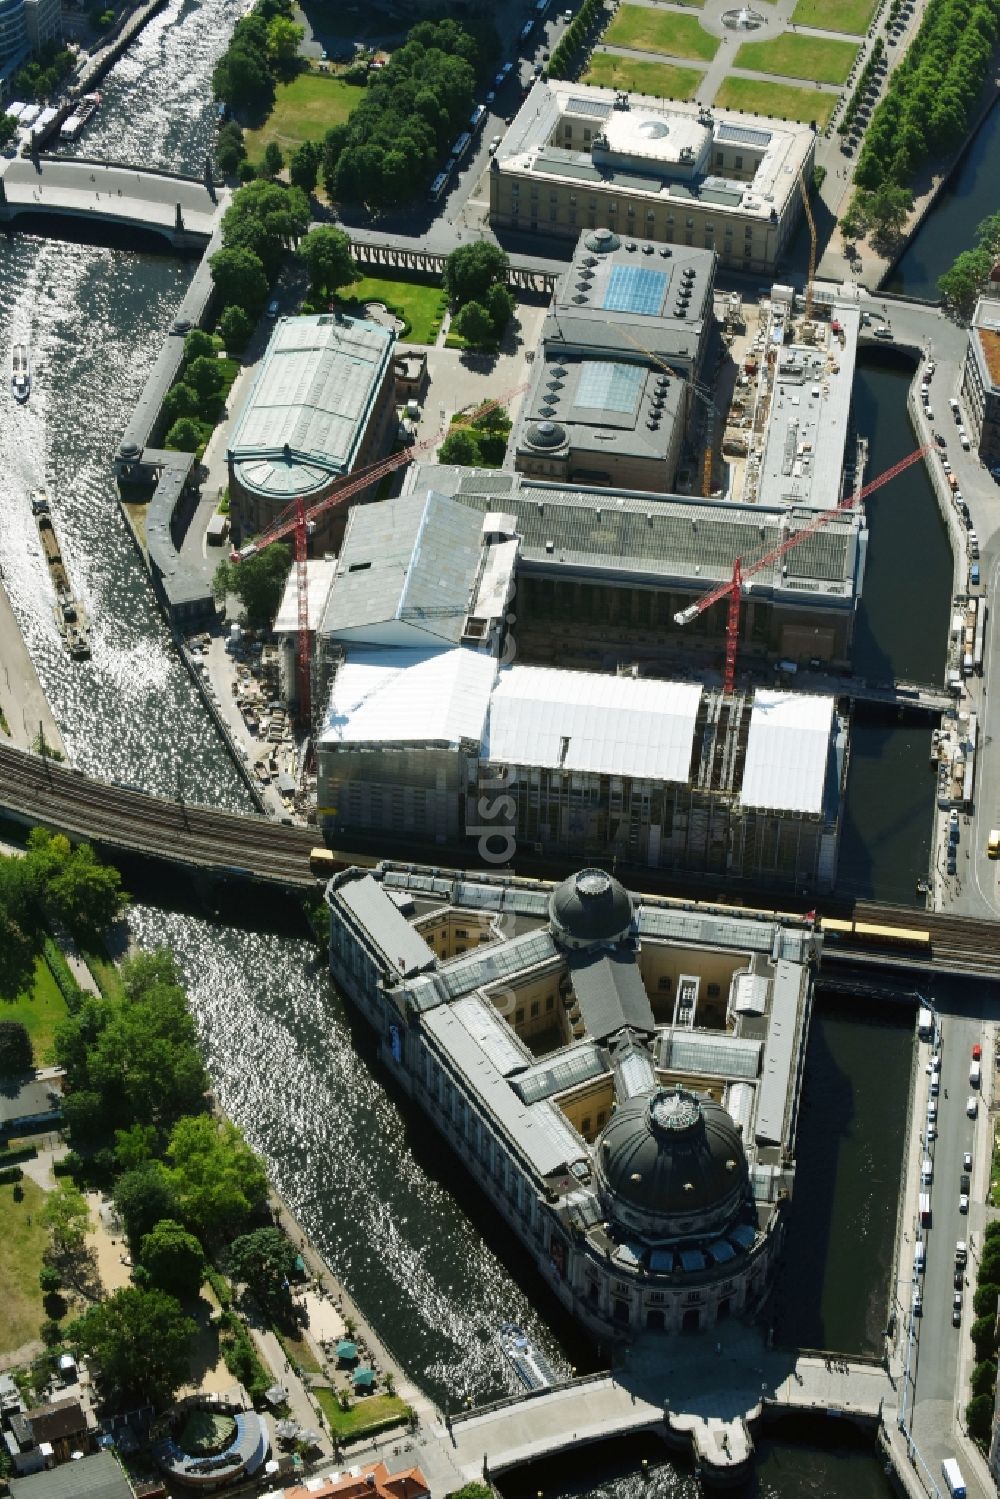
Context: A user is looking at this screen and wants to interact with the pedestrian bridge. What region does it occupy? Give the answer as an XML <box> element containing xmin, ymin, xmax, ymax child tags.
<box><xmin>447</xmin><ymin>1349</ymin><xmax>893</xmax><ymax>1484</ymax></box>
<box><xmin>0</xmin><ymin>155</ymin><xmax>227</xmax><ymax>248</ymax></box>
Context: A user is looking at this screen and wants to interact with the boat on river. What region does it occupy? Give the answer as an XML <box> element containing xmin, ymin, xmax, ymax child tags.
<box><xmin>30</xmin><ymin>489</ymin><xmax>91</xmax><ymax>661</ymax></box>
<box><xmin>60</xmin><ymin>92</ymin><xmax>101</xmax><ymax>142</ymax></box>
<box><xmin>497</xmin><ymin>1323</ymin><xmax>559</xmax><ymax>1391</ymax></box>
<box><xmin>11</xmin><ymin>343</ymin><xmax>31</xmax><ymax>403</ymax></box>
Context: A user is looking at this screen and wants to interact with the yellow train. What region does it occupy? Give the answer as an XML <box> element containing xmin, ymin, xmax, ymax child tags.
<box><xmin>820</xmin><ymin>917</ymin><xmax>932</xmax><ymax>955</ymax></box>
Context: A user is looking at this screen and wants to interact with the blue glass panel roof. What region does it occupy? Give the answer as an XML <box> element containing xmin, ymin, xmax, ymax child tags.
<box><xmin>602</xmin><ymin>264</ymin><xmax>668</xmax><ymax>316</ymax></box>
<box><xmin>574</xmin><ymin>361</ymin><xmax>644</xmax><ymax>414</ymax></box>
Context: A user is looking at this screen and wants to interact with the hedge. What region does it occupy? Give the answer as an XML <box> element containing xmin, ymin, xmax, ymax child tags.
<box><xmin>0</xmin><ymin>1144</ymin><xmax>38</xmax><ymax>1168</ymax></box>
<box><xmin>0</xmin><ymin>1165</ymin><xmax>25</xmax><ymax>1185</ymax></box>
<box><xmin>43</xmin><ymin>939</ymin><xmax>84</xmax><ymax>1014</ymax></box>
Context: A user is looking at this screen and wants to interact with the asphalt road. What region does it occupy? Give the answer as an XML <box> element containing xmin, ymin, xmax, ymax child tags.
<box><xmin>906</xmin><ymin>1002</ymin><xmax>992</xmax><ymax>1495</ymax></box>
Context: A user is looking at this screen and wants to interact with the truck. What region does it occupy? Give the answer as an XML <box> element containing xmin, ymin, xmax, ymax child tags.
<box><xmin>919</xmin><ymin>1192</ymin><xmax>931</xmax><ymax>1227</ymax></box>
<box><xmin>942</xmin><ymin>1458</ymin><xmax>966</xmax><ymax>1499</ymax></box>
<box><xmin>988</xmin><ymin>829</ymin><xmax>1000</xmax><ymax>859</ymax></box>
<box><xmin>917</xmin><ymin>1006</ymin><xmax>934</xmax><ymax>1040</ymax></box>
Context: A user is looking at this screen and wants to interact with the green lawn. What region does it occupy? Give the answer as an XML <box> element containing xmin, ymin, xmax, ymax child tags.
<box><xmin>713</xmin><ymin>75</ymin><xmax>837</xmax><ymax>125</ymax></box>
<box><xmin>603</xmin><ymin>6</ymin><xmax>718</xmax><ymax>61</ymax></box>
<box><xmin>732</xmin><ymin>32</ymin><xmax>856</xmax><ymax>84</ymax></box>
<box><xmin>0</xmin><ymin>1178</ymin><xmax>49</xmax><ymax>1355</ymax></box>
<box><xmin>334</xmin><ymin>275</ymin><xmax>447</xmax><ymax>345</ymax></box>
<box><xmin>790</xmin><ymin>0</ymin><xmax>876</xmax><ymax>31</ymax></box>
<box><xmin>245</xmin><ymin>72</ymin><xmax>364</xmax><ymax>156</ymax></box>
<box><xmin>81</xmin><ymin>946</ymin><xmax>123</xmax><ymax>1002</ymax></box>
<box><xmin>313</xmin><ymin>1389</ymin><xmax>412</xmax><ymax>1440</ymax></box>
<box><xmin>278</xmin><ymin>1328</ymin><xmax>322</xmax><ymax>1374</ymax></box>
<box><xmin>1</xmin><ymin>954</ymin><xmax>69</xmax><ymax>1069</ymax></box>
<box><xmin>583</xmin><ymin>52</ymin><xmax>702</xmax><ymax>99</ymax></box>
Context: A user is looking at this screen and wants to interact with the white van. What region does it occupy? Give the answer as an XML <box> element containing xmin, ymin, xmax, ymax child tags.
<box><xmin>970</xmin><ymin>1061</ymin><xmax>981</xmax><ymax>1088</ymax></box>
<box><xmin>921</xmin><ymin>1157</ymin><xmax>933</xmax><ymax>1185</ymax></box>
<box><xmin>914</xmin><ymin>1241</ymin><xmax>926</xmax><ymax>1274</ymax></box>
<box><xmin>942</xmin><ymin>1458</ymin><xmax>967</xmax><ymax>1498</ymax></box>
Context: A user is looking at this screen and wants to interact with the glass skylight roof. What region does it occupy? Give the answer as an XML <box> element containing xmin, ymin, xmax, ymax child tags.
<box><xmin>574</xmin><ymin>361</ymin><xmax>644</xmax><ymax>414</ymax></box>
<box><xmin>602</xmin><ymin>264</ymin><xmax>668</xmax><ymax>317</ymax></box>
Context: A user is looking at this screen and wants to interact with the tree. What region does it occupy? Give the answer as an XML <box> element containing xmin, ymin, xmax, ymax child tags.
<box><xmin>161</xmin><ymin>382</ymin><xmax>200</xmax><ymax>426</ymax></box>
<box><xmin>484</xmin><ymin>280</ymin><xmax>514</xmax><ymax>337</ymax></box>
<box><xmin>114</xmin><ymin>1163</ymin><xmax>180</xmax><ymax>1254</ymax></box>
<box><xmin>114</xmin><ymin>1123</ymin><xmax>157</xmax><ymax>1172</ymax></box>
<box><xmin>0</xmin><ymin>910</ymin><xmax>34</xmax><ymax>998</ymax></box>
<box><xmin>985</xmin><ymin>1221</ymin><xmax>1000</xmax><ymax>1244</ymax></box>
<box><xmin>219</xmin><ymin>304</ymin><xmax>252</xmax><ymax>352</ymax></box>
<box><xmin>39</xmin><ymin>1265</ymin><xmax>62</xmax><ymax>1295</ymax></box>
<box><xmin>24</xmin><ymin>828</ymin><xmax>128</xmax><ymax>941</ymax></box>
<box><xmin>40</xmin><ymin>1318</ymin><xmax>63</xmax><ymax>1347</ymax></box>
<box><xmin>213</xmin><ymin>42</ymin><xmax>273</xmax><ymax>114</ymax></box>
<box><xmin>299</xmin><ymin>225</ymin><xmax>356</xmax><ymax>298</ymax></box>
<box><xmin>438</xmin><ymin>427</ymin><xmax>482</xmax><ymax>466</ymax></box>
<box><xmin>289</xmin><ymin>140</ymin><xmax>321</xmax><ymax>195</ymax></box>
<box><xmin>972</xmin><ymin>1283</ymin><xmax>1000</xmax><ymax>1320</ymax></box>
<box><xmin>139</xmin><ymin>1218</ymin><xmax>206</xmax><ymax>1299</ymax></box>
<box><xmin>183</xmin><ymin>328</ymin><xmax>215</xmax><ymax>364</ymax></box>
<box><xmin>186</xmin><ymin>355</ymin><xmax>227</xmax><ymax>404</ymax></box>
<box><xmin>226</xmin><ymin>1227</ymin><xmax>298</xmax><ymax>1314</ymax></box>
<box><xmin>0</xmin><ymin>113</ymin><xmax>17</xmax><ymax>148</ymax></box>
<box><xmin>262</xmin><ymin>140</ymin><xmax>284</xmax><ymax>178</ymax></box>
<box><xmin>166</xmin><ymin>1114</ymin><xmax>269</xmax><ymax>1241</ymax></box>
<box><xmin>212</xmin><ymin>542</ymin><xmax>293</xmax><ymax>625</ymax></box>
<box><xmin>70</xmin><ymin>1287</ymin><xmax>196</xmax><ymax>1405</ymax></box>
<box><xmin>267</xmin><ymin>14</ymin><xmax>304</xmax><ymax>72</ymax></box>
<box><xmin>61</xmin><ymin>1089</ymin><xmax>108</xmax><ymax>1145</ymax></box>
<box><xmin>41</xmin><ymin>1183</ymin><xmax>90</xmax><ymax>1262</ymax></box>
<box><xmin>209</xmin><ymin>245</ymin><xmax>268</xmax><ymax>317</ymax></box>
<box><xmin>966</xmin><ymin>1392</ymin><xmax>993</xmax><ymax>1442</ymax></box>
<box><xmin>971</xmin><ymin>1314</ymin><xmax>998</xmax><ymax>1358</ymax></box>
<box><xmin>444</xmin><ymin>242</ymin><xmax>509</xmax><ymax>308</ymax></box>
<box><xmin>452</xmin><ymin>299</ymin><xmax>494</xmax><ymax>346</ymax></box>
<box><xmin>217</xmin><ymin>121</ymin><xmax>246</xmax><ymax>178</ymax></box>
<box><xmin>164</xmin><ymin>417</ymin><xmax>206</xmax><ymax>452</ymax></box>
<box><xmin>970</xmin><ymin>1359</ymin><xmax>997</xmax><ymax>1398</ymax></box>
<box><xmin>0</xmin><ymin>1020</ymin><xmax>32</xmax><ymax>1076</ymax></box>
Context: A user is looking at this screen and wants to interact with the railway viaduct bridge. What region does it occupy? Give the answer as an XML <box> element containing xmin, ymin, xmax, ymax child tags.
<box><xmin>0</xmin><ymin>741</ymin><xmax>996</xmax><ymax>977</ymax></box>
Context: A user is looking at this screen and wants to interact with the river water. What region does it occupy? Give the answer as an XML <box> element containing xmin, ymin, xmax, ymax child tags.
<box><xmin>0</xmin><ymin>0</ymin><xmax>932</xmax><ymax>1484</ymax></box>
<box><xmin>885</xmin><ymin>102</ymin><xmax>1000</xmax><ymax>300</ymax></box>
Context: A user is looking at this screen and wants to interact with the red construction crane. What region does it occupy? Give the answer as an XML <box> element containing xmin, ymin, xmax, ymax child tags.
<box><xmin>230</xmin><ymin>381</ymin><xmax>531</xmax><ymax>724</ymax></box>
<box><xmin>674</xmin><ymin>444</ymin><xmax>931</xmax><ymax>695</ymax></box>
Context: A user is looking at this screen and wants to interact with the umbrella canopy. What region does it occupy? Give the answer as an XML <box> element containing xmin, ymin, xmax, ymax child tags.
<box><xmin>335</xmin><ymin>1340</ymin><xmax>359</xmax><ymax>1362</ymax></box>
<box><xmin>264</xmin><ymin>1384</ymin><xmax>288</xmax><ymax>1406</ymax></box>
<box><xmin>299</xmin><ymin>1429</ymin><xmax>322</xmax><ymax>1448</ymax></box>
<box><xmin>275</xmin><ymin>1420</ymin><xmax>300</xmax><ymax>1443</ymax></box>
<box><xmin>351</xmin><ymin>1366</ymin><xmax>375</xmax><ymax>1390</ymax></box>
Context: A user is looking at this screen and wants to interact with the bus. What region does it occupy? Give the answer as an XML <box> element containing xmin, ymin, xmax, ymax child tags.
<box><xmin>429</xmin><ymin>170</ymin><xmax>450</xmax><ymax>202</ymax></box>
<box><xmin>535</xmin><ymin>0</ymin><xmax>550</xmax><ymax>15</ymax></box>
<box><xmin>519</xmin><ymin>18</ymin><xmax>535</xmax><ymax>41</ymax></box>
<box><xmin>468</xmin><ymin>103</ymin><xmax>487</xmax><ymax>135</ymax></box>
<box><xmin>450</xmin><ymin>131</ymin><xmax>473</xmax><ymax>165</ymax></box>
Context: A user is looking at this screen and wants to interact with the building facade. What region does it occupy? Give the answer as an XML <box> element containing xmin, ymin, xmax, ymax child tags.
<box><xmin>961</xmin><ymin>296</ymin><xmax>1000</xmax><ymax>468</ymax></box>
<box><xmin>0</xmin><ymin>0</ymin><xmax>29</xmax><ymax>101</ymax></box>
<box><xmin>326</xmin><ymin>863</ymin><xmax>815</xmax><ymax>1341</ymax></box>
<box><xmin>318</xmin><ymin>656</ymin><xmax>848</xmax><ymax>892</ymax></box>
<box><xmin>22</xmin><ymin>0</ymin><xmax>60</xmax><ymax>51</ymax></box>
<box><xmin>227</xmin><ymin>313</ymin><xmax>396</xmax><ymax>552</ymax></box>
<box><xmin>490</xmin><ymin>84</ymin><xmax>816</xmax><ymax>273</ymax></box>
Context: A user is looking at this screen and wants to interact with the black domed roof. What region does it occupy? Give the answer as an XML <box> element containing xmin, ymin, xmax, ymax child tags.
<box><xmin>525</xmin><ymin>420</ymin><xmax>567</xmax><ymax>449</ymax></box>
<box><xmin>597</xmin><ymin>1089</ymin><xmax>748</xmax><ymax>1227</ymax></box>
<box><xmin>549</xmin><ymin>869</ymin><xmax>633</xmax><ymax>948</ymax></box>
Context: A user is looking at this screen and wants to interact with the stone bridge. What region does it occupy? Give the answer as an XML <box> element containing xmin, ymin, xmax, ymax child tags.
<box><xmin>0</xmin><ymin>155</ymin><xmax>227</xmax><ymax>248</ymax></box>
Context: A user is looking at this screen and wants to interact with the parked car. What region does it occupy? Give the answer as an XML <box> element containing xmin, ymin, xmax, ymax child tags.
<box><xmin>954</xmin><ymin>1267</ymin><xmax>965</xmax><ymax>1290</ymax></box>
<box><xmin>972</xmin><ymin>1042</ymin><xmax>982</xmax><ymax>1060</ymax></box>
<box><xmin>873</xmin><ymin>326</ymin><xmax>892</xmax><ymax>340</ymax></box>
<box><xmin>967</xmin><ymin>1095</ymin><xmax>978</xmax><ymax>1118</ymax></box>
<box><xmin>934</xmin><ymin>432</ymin><xmax>946</xmax><ymax>447</ymax></box>
<box><xmin>953</xmin><ymin>1293</ymin><xmax>962</xmax><ymax>1326</ymax></box>
<box><xmin>959</xmin><ymin>1193</ymin><xmax>969</xmax><ymax>1214</ymax></box>
<box><xmin>960</xmin><ymin>1173</ymin><xmax>971</xmax><ymax>1193</ymax></box>
<box><xmin>960</xmin><ymin>429</ymin><xmax>971</xmax><ymax>450</ymax></box>
<box><xmin>963</xmin><ymin>1152</ymin><xmax>973</xmax><ymax>1171</ymax></box>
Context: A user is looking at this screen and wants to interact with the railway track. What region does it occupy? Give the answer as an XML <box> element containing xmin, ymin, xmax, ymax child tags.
<box><xmin>0</xmin><ymin>743</ymin><xmax>316</xmax><ymax>886</ymax></box>
<box><xmin>855</xmin><ymin>900</ymin><xmax>1000</xmax><ymax>973</ymax></box>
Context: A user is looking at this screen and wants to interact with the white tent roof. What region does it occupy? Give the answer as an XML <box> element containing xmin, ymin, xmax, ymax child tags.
<box><xmin>274</xmin><ymin>558</ymin><xmax>337</xmax><ymax>635</ymax></box>
<box><xmin>320</xmin><ymin>647</ymin><xmax>496</xmax><ymax>749</ymax></box>
<box><xmin>484</xmin><ymin>666</ymin><xmax>702</xmax><ymax>781</ymax></box>
<box><xmin>740</xmin><ymin>689</ymin><xmax>834</xmax><ymax>814</ymax></box>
